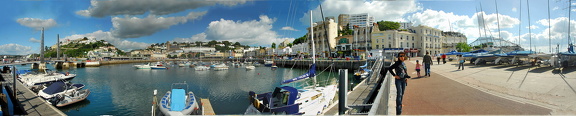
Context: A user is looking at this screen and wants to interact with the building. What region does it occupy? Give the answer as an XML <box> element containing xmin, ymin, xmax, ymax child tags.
<box><xmin>278</xmin><ymin>39</ymin><xmax>291</xmax><ymax>48</ymax></box>
<box><xmin>399</xmin><ymin>22</ymin><xmax>413</xmax><ymax>30</ymax></box>
<box><xmin>180</xmin><ymin>47</ymin><xmax>216</xmax><ymax>53</ymax></box>
<box><xmin>442</xmin><ymin>31</ymin><xmax>468</xmax><ymax>53</ymax></box>
<box><xmin>340</xmin><ymin>13</ymin><xmax>375</xmax><ymax>30</ymax></box>
<box><xmin>371</xmin><ymin>25</ymin><xmax>452</xmax><ymax>57</ymax></box>
<box><xmin>307</xmin><ymin>18</ymin><xmax>338</xmax><ymax>57</ymax></box>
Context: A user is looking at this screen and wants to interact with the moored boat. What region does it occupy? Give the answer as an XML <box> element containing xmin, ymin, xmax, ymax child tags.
<box><xmin>159</xmin><ymin>82</ymin><xmax>200</xmax><ymax>115</ymax></box>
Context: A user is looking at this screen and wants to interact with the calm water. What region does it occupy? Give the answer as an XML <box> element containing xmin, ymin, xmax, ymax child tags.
<box><xmin>15</xmin><ymin>62</ymin><xmax>360</xmax><ymax>116</ymax></box>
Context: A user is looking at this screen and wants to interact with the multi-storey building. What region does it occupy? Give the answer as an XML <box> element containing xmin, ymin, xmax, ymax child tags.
<box><xmin>306</xmin><ymin>18</ymin><xmax>338</xmax><ymax>57</ymax></box>
<box><xmin>339</xmin><ymin>13</ymin><xmax>375</xmax><ymax>30</ymax></box>
<box><xmin>442</xmin><ymin>31</ymin><xmax>467</xmax><ymax>53</ymax></box>
<box><xmin>371</xmin><ymin>25</ymin><xmax>458</xmax><ymax>57</ymax></box>
<box><xmin>399</xmin><ymin>22</ymin><xmax>413</xmax><ymax>30</ymax></box>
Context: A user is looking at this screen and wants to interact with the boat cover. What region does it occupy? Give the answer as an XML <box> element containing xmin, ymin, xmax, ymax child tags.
<box><xmin>170</xmin><ymin>89</ymin><xmax>186</xmax><ymax>111</ymax></box>
<box><xmin>42</xmin><ymin>82</ymin><xmax>65</xmax><ymax>94</ymax></box>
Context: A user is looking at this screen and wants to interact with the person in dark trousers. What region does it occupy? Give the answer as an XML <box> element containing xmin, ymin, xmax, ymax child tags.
<box><xmin>442</xmin><ymin>53</ymin><xmax>447</xmax><ymax>64</ymax></box>
<box><xmin>423</xmin><ymin>52</ymin><xmax>433</xmax><ymax>77</ymax></box>
<box><xmin>458</xmin><ymin>55</ymin><xmax>465</xmax><ymax>70</ymax></box>
<box><xmin>386</xmin><ymin>52</ymin><xmax>408</xmax><ymax>115</ymax></box>
<box><xmin>436</xmin><ymin>54</ymin><xmax>441</xmax><ymax>64</ymax></box>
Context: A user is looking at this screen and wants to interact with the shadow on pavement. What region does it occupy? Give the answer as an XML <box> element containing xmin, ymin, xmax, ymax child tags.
<box><xmin>561</xmin><ymin>66</ymin><xmax>576</xmax><ymax>74</ymax></box>
<box><xmin>491</xmin><ymin>65</ymin><xmax>516</xmax><ymax>69</ymax></box>
<box><xmin>505</xmin><ymin>66</ymin><xmax>532</xmax><ymax>71</ymax></box>
<box><xmin>529</xmin><ymin>67</ymin><xmax>554</xmax><ymax>73</ymax></box>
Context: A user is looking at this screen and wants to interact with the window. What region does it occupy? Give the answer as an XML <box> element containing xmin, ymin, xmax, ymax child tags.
<box><xmin>400</xmin><ymin>42</ymin><xmax>403</xmax><ymax>48</ymax></box>
<box><xmin>376</xmin><ymin>45</ymin><xmax>379</xmax><ymax>49</ymax></box>
<box><xmin>407</xmin><ymin>43</ymin><xmax>409</xmax><ymax>48</ymax></box>
<box><xmin>412</xmin><ymin>36</ymin><xmax>414</xmax><ymax>41</ymax></box>
<box><xmin>412</xmin><ymin>43</ymin><xmax>414</xmax><ymax>48</ymax></box>
<box><xmin>389</xmin><ymin>44</ymin><xmax>391</xmax><ymax>48</ymax></box>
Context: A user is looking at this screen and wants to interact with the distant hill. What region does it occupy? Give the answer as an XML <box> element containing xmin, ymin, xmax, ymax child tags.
<box><xmin>44</xmin><ymin>37</ymin><xmax>124</xmax><ymax>58</ymax></box>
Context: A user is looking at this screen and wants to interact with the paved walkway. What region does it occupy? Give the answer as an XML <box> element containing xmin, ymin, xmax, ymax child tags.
<box><xmin>399</xmin><ymin>57</ymin><xmax>575</xmax><ymax>115</ymax></box>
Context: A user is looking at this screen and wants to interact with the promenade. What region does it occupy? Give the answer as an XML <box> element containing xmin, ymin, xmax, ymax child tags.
<box><xmin>401</xmin><ymin>57</ymin><xmax>575</xmax><ymax>115</ymax></box>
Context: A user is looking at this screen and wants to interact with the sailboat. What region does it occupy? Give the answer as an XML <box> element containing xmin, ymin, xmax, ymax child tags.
<box><xmin>244</xmin><ymin>11</ymin><xmax>337</xmax><ymax>115</ymax></box>
<box><xmin>353</xmin><ymin>26</ymin><xmax>371</xmax><ymax>80</ymax></box>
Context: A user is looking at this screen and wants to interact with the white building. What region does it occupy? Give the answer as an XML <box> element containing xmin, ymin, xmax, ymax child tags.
<box><xmin>344</xmin><ymin>13</ymin><xmax>375</xmax><ymax>30</ymax></box>
<box><xmin>399</xmin><ymin>22</ymin><xmax>413</xmax><ymax>30</ymax></box>
<box><xmin>181</xmin><ymin>47</ymin><xmax>216</xmax><ymax>53</ymax></box>
<box><xmin>291</xmin><ymin>43</ymin><xmax>309</xmax><ymax>55</ymax></box>
<box><xmin>371</xmin><ymin>25</ymin><xmax>454</xmax><ymax>57</ymax></box>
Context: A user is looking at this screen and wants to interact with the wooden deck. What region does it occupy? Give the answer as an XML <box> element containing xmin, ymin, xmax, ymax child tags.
<box><xmin>1</xmin><ymin>73</ymin><xmax>66</xmax><ymax>116</ymax></box>
<box><xmin>200</xmin><ymin>98</ymin><xmax>216</xmax><ymax>115</ymax></box>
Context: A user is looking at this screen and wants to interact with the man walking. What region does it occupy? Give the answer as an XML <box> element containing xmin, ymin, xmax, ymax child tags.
<box><xmin>423</xmin><ymin>52</ymin><xmax>433</xmax><ymax>77</ymax></box>
<box><xmin>442</xmin><ymin>53</ymin><xmax>447</xmax><ymax>64</ymax></box>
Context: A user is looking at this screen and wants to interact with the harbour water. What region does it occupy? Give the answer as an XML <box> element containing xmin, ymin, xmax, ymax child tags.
<box><xmin>14</xmin><ymin>62</ymin><xmax>359</xmax><ymax>115</ymax></box>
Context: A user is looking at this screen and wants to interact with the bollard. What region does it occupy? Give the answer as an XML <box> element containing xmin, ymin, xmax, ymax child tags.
<box><xmin>338</xmin><ymin>69</ymin><xmax>348</xmax><ymax>115</ymax></box>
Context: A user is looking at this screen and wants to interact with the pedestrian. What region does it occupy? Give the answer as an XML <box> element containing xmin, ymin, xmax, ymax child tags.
<box><xmin>442</xmin><ymin>53</ymin><xmax>447</xmax><ymax>64</ymax></box>
<box><xmin>423</xmin><ymin>52</ymin><xmax>433</xmax><ymax>77</ymax></box>
<box><xmin>458</xmin><ymin>55</ymin><xmax>465</xmax><ymax>70</ymax></box>
<box><xmin>436</xmin><ymin>54</ymin><xmax>441</xmax><ymax>65</ymax></box>
<box><xmin>415</xmin><ymin>60</ymin><xmax>422</xmax><ymax>77</ymax></box>
<box><xmin>387</xmin><ymin>52</ymin><xmax>409</xmax><ymax>115</ymax></box>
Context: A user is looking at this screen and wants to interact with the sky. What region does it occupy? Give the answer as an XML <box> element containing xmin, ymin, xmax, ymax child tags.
<box><xmin>0</xmin><ymin>0</ymin><xmax>575</xmax><ymax>55</ymax></box>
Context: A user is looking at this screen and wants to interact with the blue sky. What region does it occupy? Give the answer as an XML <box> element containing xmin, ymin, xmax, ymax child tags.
<box><xmin>0</xmin><ymin>0</ymin><xmax>574</xmax><ymax>55</ymax></box>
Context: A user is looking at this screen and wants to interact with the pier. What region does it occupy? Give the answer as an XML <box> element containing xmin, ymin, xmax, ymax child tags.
<box><xmin>0</xmin><ymin>72</ymin><xmax>66</xmax><ymax>116</ymax></box>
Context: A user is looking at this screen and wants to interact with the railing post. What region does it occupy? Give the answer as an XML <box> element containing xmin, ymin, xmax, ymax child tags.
<box><xmin>338</xmin><ymin>69</ymin><xmax>348</xmax><ymax>115</ymax></box>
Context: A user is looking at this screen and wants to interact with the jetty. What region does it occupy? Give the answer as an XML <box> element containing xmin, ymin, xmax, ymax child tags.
<box><xmin>0</xmin><ymin>70</ymin><xmax>66</xmax><ymax>116</ymax></box>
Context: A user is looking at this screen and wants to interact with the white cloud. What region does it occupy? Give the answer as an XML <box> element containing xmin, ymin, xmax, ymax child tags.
<box><xmin>77</xmin><ymin>0</ymin><xmax>248</xmax><ymax>17</ymax></box>
<box><xmin>29</xmin><ymin>38</ymin><xmax>41</xmax><ymax>43</ymax></box>
<box><xmin>0</xmin><ymin>44</ymin><xmax>34</xmax><ymax>55</ymax></box>
<box><xmin>504</xmin><ymin>17</ymin><xmax>576</xmax><ymax>53</ymax></box>
<box><xmin>172</xmin><ymin>33</ymin><xmax>209</xmax><ymax>43</ymax></box>
<box><xmin>62</xmin><ymin>30</ymin><xmax>150</xmax><ymax>51</ymax></box>
<box><xmin>111</xmin><ymin>11</ymin><xmax>207</xmax><ymax>38</ymax></box>
<box><xmin>281</xmin><ymin>26</ymin><xmax>298</xmax><ymax>31</ymax></box>
<box><xmin>512</xmin><ymin>7</ymin><xmax>517</xmax><ymax>12</ymax></box>
<box><xmin>553</xmin><ymin>6</ymin><xmax>559</xmax><ymax>11</ymax></box>
<box><xmin>527</xmin><ymin>25</ymin><xmax>539</xmax><ymax>29</ymax></box>
<box><xmin>204</xmin><ymin>15</ymin><xmax>293</xmax><ymax>46</ymax></box>
<box><xmin>300</xmin><ymin>0</ymin><xmax>420</xmax><ymax>25</ymax></box>
<box><xmin>16</xmin><ymin>18</ymin><xmax>57</xmax><ymax>30</ymax></box>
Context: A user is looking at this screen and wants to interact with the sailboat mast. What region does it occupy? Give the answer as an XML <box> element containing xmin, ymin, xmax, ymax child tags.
<box><xmin>40</xmin><ymin>27</ymin><xmax>45</xmax><ymax>63</ymax></box>
<box><xmin>548</xmin><ymin>0</ymin><xmax>551</xmax><ymax>53</ymax></box>
<box><xmin>518</xmin><ymin>0</ymin><xmax>522</xmax><ymax>48</ymax></box>
<box><xmin>495</xmin><ymin>0</ymin><xmax>502</xmax><ymax>47</ymax></box>
<box><xmin>310</xmin><ymin>10</ymin><xmax>317</xmax><ymax>89</ymax></box>
<box><xmin>527</xmin><ymin>0</ymin><xmax>532</xmax><ymax>52</ymax></box>
<box><xmin>569</xmin><ymin>0</ymin><xmax>572</xmax><ymax>45</ymax></box>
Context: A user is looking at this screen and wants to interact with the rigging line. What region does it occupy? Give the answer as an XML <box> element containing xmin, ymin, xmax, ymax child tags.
<box><xmin>479</xmin><ymin>2</ymin><xmax>489</xmax><ymax>38</ymax></box>
<box><xmin>527</xmin><ymin>0</ymin><xmax>532</xmax><ymax>52</ymax></box>
<box><xmin>319</xmin><ymin>0</ymin><xmax>332</xmax><ymax>58</ymax></box>
<box><xmin>476</xmin><ymin>6</ymin><xmax>483</xmax><ymax>38</ymax></box>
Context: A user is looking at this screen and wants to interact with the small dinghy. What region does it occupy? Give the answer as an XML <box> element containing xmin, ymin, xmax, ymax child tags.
<box><xmin>159</xmin><ymin>82</ymin><xmax>200</xmax><ymax>115</ymax></box>
<box><xmin>48</xmin><ymin>89</ymin><xmax>90</xmax><ymax>107</ymax></box>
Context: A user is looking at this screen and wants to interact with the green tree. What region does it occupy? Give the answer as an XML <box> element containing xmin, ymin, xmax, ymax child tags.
<box><xmin>339</xmin><ymin>23</ymin><xmax>353</xmax><ymax>35</ymax></box>
<box><xmin>293</xmin><ymin>34</ymin><xmax>307</xmax><ymax>45</ymax></box>
<box><xmin>456</xmin><ymin>42</ymin><xmax>472</xmax><ymax>52</ymax></box>
<box><xmin>271</xmin><ymin>43</ymin><xmax>276</xmax><ymax>49</ymax></box>
<box><xmin>233</xmin><ymin>42</ymin><xmax>241</xmax><ymax>46</ymax></box>
<box><xmin>208</xmin><ymin>40</ymin><xmax>217</xmax><ymax>46</ymax></box>
<box><xmin>377</xmin><ymin>21</ymin><xmax>400</xmax><ymax>31</ymax></box>
<box><xmin>222</xmin><ymin>41</ymin><xmax>231</xmax><ymax>46</ymax></box>
<box><xmin>287</xmin><ymin>43</ymin><xmax>293</xmax><ymax>47</ymax></box>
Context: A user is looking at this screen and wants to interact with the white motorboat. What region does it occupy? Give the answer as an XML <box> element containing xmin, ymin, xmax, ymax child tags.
<box><xmin>159</xmin><ymin>82</ymin><xmax>200</xmax><ymax>115</ymax></box>
<box><xmin>19</xmin><ymin>70</ymin><xmax>76</xmax><ymax>86</ymax></box>
<box><xmin>48</xmin><ymin>89</ymin><xmax>90</xmax><ymax>107</ymax></box>
<box><xmin>38</xmin><ymin>81</ymin><xmax>85</xmax><ymax>99</ymax></box>
<box><xmin>213</xmin><ymin>64</ymin><xmax>228</xmax><ymax>71</ymax></box>
<box><xmin>134</xmin><ymin>63</ymin><xmax>151</xmax><ymax>69</ymax></box>
<box><xmin>245</xmin><ymin>65</ymin><xmax>256</xmax><ymax>70</ymax></box>
<box><xmin>151</xmin><ymin>62</ymin><xmax>168</xmax><ymax>69</ymax></box>
<box><xmin>194</xmin><ymin>65</ymin><xmax>210</xmax><ymax>71</ymax></box>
